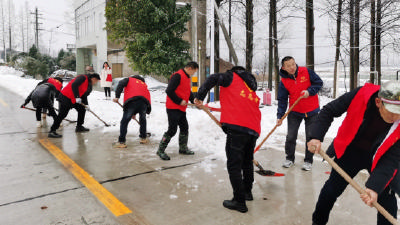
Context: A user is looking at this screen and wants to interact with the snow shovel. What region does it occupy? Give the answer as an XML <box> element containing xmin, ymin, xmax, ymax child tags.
<box><xmin>115</xmin><ymin>101</ymin><xmax>151</xmax><ymax>137</ymax></box>
<box><xmin>317</xmin><ymin>148</ymin><xmax>399</xmax><ymax>225</ymax></box>
<box><xmin>80</xmin><ymin>103</ymin><xmax>110</xmax><ymax>127</ymax></box>
<box><xmin>252</xmin><ymin>95</ymin><xmax>304</xmax><ymax>176</ymax></box>
<box><xmin>191</xmin><ymin>103</ymin><xmax>280</xmax><ymax>176</ymax></box>
<box><xmin>22</xmin><ymin>106</ymin><xmax>76</xmax><ymax>123</ymax></box>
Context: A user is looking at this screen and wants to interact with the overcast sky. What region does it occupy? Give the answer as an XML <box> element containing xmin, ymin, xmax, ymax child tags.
<box><xmin>9</xmin><ymin>0</ymin><xmax>75</xmax><ymax>56</ymax></box>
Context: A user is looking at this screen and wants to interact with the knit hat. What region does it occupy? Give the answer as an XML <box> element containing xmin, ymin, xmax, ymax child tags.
<box><xmin>378</xmin><ymin>81</ymin><xmax>400</xmax><ymax>114</ymax></box>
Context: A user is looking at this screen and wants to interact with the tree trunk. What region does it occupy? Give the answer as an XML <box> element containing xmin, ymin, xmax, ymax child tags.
<box><xmin>214</xmin><ymin>0</ymin><xmax>221</xmax><ymax>101</ymax></box>
<box><xmin>198</xmin><ymin>0</ymin><xmax>207</xmax><ymax>87</ymax></box>
<box><xmin>333</xmin><ymin>0</ymin><xmax>343</xmax><ymax>98</ymax></box>
<box><xmin>370</xmin><ymin>0</ymin><xmax>376</xmax><ymax>84</ymax></box>
<box><xmin>1</xmin><ymin>0</ymin><xmax>6</xmax><ymax>61</ymax></box>
<box><xmin>228</xmin><ymin>0</ymin><xmax>232</xmax><ymax>63</ymax></box>
<box><xmin>354</xmin><ymin>0</ymin><xmax>360</xmax><ymax>87</ymax></box>
<box><xmin>268</xmin><ymin>0</ymin><xmax>273</xmax><ymax>91</ymax></box>
<box><xmin>245</xmin><ymin>0</ymin><xmax>253</xmax><ymax>72</ymax></box>
<box><xmin>376</xmin><ymin>0</ymin><xmax>382</xmax><ymax>85</ymax></box>
<box><xmin>349</xmin><ymin>0</ymin><xmax>355</xmax><ymax>90</ymax></box>
<box><xmin>272</xmin><ymin>0</ymin><xmax>279</xmax><ymax>99</ymax></box>
<box><xmin>306</xmin><ymin>0</ymin><xmax>314</xmax><ymax>70</ymax></box>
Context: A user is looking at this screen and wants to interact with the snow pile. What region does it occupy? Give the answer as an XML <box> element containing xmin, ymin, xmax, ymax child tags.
<box><xmin>0</xmin><ymin>66</ymin><xmax>24</xmax><ymax>77</ymax></box>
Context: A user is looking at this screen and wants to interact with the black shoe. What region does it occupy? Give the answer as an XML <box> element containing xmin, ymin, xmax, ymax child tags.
<box><xmin>222</xmin><ymin>199</ymin><xmax>248</xmax><ymax>213</ymax></box>
<box><xmin>245</xmin><ymin>192</ymin><xmax>253</xmax><ymax>201</ymax></box>
<box><xmin>179</xmin><ymin>149</ymin><xmax>195</xmax><ymax>155</ymax></box>
<box><xmin>157</xmin><ymin>151</ymin><xmax>171</xmax><ymax>160</ymax></box>
<box><xmin>48</xmin><ymin>131</ymin><xmax>62</xmax><ymax>138</ymax></box>
<box><xmin>75</xmin><ymin>126</ymin><xmax>90</xmax><ymax>132</ymax></box>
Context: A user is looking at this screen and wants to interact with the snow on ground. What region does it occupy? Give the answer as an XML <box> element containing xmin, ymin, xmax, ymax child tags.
<box><xmin>0</xmin><ymin>65</ymin><xmax>343</xmax><ymax>161</ymax></box>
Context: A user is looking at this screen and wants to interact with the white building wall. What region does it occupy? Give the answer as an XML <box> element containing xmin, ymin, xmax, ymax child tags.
<box><xmin>75</xmin><ymin>0</ymin><xmax>107</xmax><ymax>74</ymax></box>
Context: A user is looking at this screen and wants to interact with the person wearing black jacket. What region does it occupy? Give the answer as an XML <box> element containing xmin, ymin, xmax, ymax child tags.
<box><xmin>21</xmin><ymin>77</ymin><xmax>63</xmax><ymax>127</ymax></box>
<box><xmin>195</xmin><ymin>66</ymin><xmax>261</xmax><ymax>213</ymax></box>
<box><xmin>308</xmin><ymin>81</ymin><xmax>400</xmax><ymax>225</ymax></box>
<box><xmin>48</xmin><ymin>74</ymin><xmax>100</xmax><ymax>138</ymax></box>
<box><xmin>113</xmin><ymin>75</ymin><xmax>151</xmax><ymax>148</ymax></box>
<box><xmin>156</xmin><ymin>62</ymin><xmax>198</xmax><ymax>160</ymax></box>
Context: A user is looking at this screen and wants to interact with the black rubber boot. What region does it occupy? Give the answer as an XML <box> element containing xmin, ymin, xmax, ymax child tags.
<box><xmin>222</xmin><ymin>199</ymin><xmax>248</xmax><ymax>213</ymax></box>
<box><xmin>179</xmin><ymin>133</ymin><xmax>194</xmax><ymax>155</ymax></box>
<box><xmin>157</xmin><ymin>133</ymin><xmax>171</xmax><ymax>160</ymax></box>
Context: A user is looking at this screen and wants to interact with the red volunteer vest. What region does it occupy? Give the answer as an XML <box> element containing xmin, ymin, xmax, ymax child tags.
<box><xmin>281</xmin><ymin>67</ymin><xmax>319</xmax><ymax>113</ymax></box>
<box><xmin>166</xmin><ymin>69</ymin><xmax>191</xmax><ymax>112</ymax></box>
<box><xmin>47</xmin><ymin>78</ymin><xmax>62</xmax><ymax>91</ymax></box>
<box><xmin>123</xmin><ymin>77</ymin><xmax>151</xmax><ymax>105</ymax></box>
<box><xmin>220</xmin><ymin>72</ymin><xmax>261</xmax><ymax>135</ymax></box>
<box><xmin>61</xmin><ymin>75</ymin><xmax>89</xmax><ymax>104</ymax></box>
<box><xmin>333</xmin><ymin>83</ymin><xmax>400</xmax><ymax>172</ymax></box>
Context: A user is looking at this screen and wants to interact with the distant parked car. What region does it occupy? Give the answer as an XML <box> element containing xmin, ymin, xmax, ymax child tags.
<box><xmin>50</xmin><ymin>69</ymin><xmax>77</xmax><ymax>81</ymax></box>
<box><xmin>112</xmin><ymin>77</ymin><xmax>124</xmax><ymax>91</ymax></box>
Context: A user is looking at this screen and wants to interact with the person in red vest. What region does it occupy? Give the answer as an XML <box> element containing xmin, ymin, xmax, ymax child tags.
<box><xmin>308</xmin><ymin>81</ymin><xmax>400</xmax><ymax>225</ymax></box>
<box><xmin>194</xmin><ymin>66</ymin><xmax>261</xmax><ymax>213</ymax></box>
<box><xmin>21</xmin><ymin>77</ymin><xmax>63</xmax><ymax>127</ymax></box>
<box><xmin>112</xmin><ymin>75</ymin><xmax>151</xmax><ymax>148</ymax></box>
<box><xmin>156</xmin><ymin>61</ymin><xmax>199</xmax><ymax>160</ymax></box>
<box><xmin>48</xmin><ymin>73</ymin><xmax>100</xmax><ymax>138</ymax></box>
<box><xmin>277</xmin><ymin>56</ymin><xmax>323</xmax><ymax>171</ymax></box>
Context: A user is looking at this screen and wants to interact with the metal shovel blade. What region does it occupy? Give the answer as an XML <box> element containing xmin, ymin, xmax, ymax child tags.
<box><xmin>255</xmin><ymin>169</ymin><xmax>285</xmax><ymax>177</ymax></box>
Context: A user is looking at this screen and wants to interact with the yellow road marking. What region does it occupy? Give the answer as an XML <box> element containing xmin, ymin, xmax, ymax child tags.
<box><xmin>39</xmin><ymin>138</ymin><xmax>132</xmax><ymax>217</ymax></box>
<box><xmin>0</xmin><ymin>97</ymin><xmax>8</xmax><ymax>107</ymax></box>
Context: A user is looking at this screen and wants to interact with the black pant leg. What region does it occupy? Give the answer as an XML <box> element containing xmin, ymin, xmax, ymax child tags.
<box><xmin>51</xmin><ymin>102</ymin><xmax>71</xmax><ymax>132</ymax></box>
<box><xmin>73</xmin><ymin>103</ymin><xmax>86</xmax><ymax>127</ymax></box>
<box><xmin>304</xmin><ymin>113</ymin><xmax>317</xmax><ymax>163</ymax></box>
<box><xmin>36</xmin><ymin>107</ymin><xmax>42</xmax><ymax>121</ymax></box>
<box><xmin>312</xmin><ymin>149</ymin><xmax>365</xmax><ymax>225</ymax></box>
<box><xmin>137</xmin><ymin>103</ymin><xmax>147</xmax><ymax>139</ymax></box>
<box><xmin>377</xmin><ymin>187</ymin><xmax>397</xmax><ymax>225</ymax></box>
<box><xmin>177</xmin><ymin>111</ymin><xmax>188</xmax><ymax>136</ymax></box>
<box><xmin>47</xmin><ymin>107</ymin><xmax>57</xmax><ymax>119</ymax></box>
<box><xmin>118</xmin><ymin>104</ymin><xmax>135</xmax><ymax>143</ymax></box>
<box><xmin>225</xmin><ymin>129</ymin><xmax>252</xmax><ymax>203</ymax></box>
<box><xmin>165</xmin><ymin>109</ymin><xmax>181</xmax><ymax>137</ymax></box>
<box><xmin>242</xmin><ymin>135</ymin><xmax>256</xmax><ymax>192</ymax></box>
<box><xmin>285</xmin><ymin>113</ymin><xmax>303</xmax><ymax>162</ymax></box>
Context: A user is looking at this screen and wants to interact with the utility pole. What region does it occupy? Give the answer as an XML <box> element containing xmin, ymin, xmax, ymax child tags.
<box><xmin>21</xmin><ymin>9</ymin><xmax>25</xmax><ymax>52</ymax></box>
<box><xmin>8</xmin><ymin>0</ymin><xmax>11</xmax><ymax>60</ymax></box>
<box><xmin>25</xmin><ymin>2</ymin><xmax>29</xmax><ymax>51</ymax></box>
<box><xmin>31</xmin><ymin>7</ymin><xmax>42</xmax><ymax>50</ymax></box>
<box><xmin>35</xmin><ymin>7</ymin><xmax>38</xmax><ymax>48</ymax></box>
<box><xmin>1</xmin><ymin>0</ymin><xmax>6</xmax><ymax>62</ymax></box>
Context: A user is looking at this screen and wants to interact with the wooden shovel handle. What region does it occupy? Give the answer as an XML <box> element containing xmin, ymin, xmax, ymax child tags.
<box><xmin>254</xmin><ymin>95</ymin><xmax>304</xmax><ymax>153</ymax></box>
<box><xmin>319</xmin><ymin>149</ymin><xmax>399</xmax><ymax>225</ymax></box>
<box><xmin>116</xmin><ymin>101</ymin><xmax>140</xmax><ymax>124</ymax></box>
<box><xmin>80</xmin><ymin>103</ymin><xmax>110</xmax><ymax>127</ymax></box>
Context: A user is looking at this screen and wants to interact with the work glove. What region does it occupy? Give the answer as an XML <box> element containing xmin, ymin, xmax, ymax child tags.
<box><xmin>75</xmin><ymin>98</ymin><xmax>82</xmax><ymax>104</ymax></box>
<box><xmin>20</xmin><ymin>104</ymin><xmax>25</xmax><ymax>108</ymax></box>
